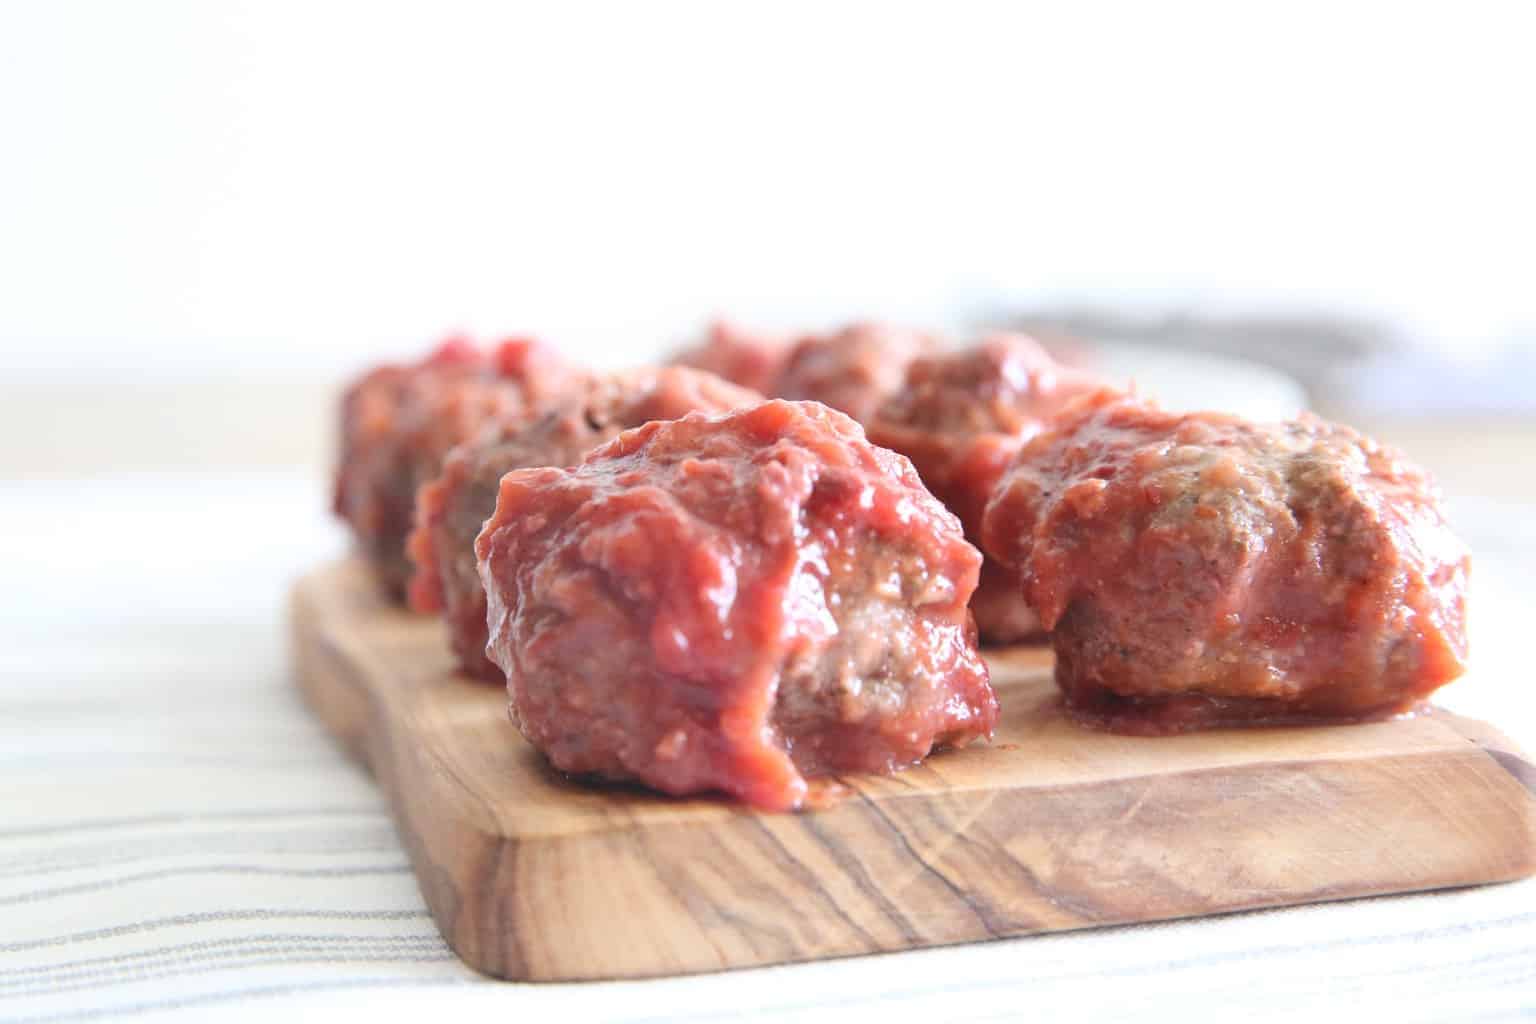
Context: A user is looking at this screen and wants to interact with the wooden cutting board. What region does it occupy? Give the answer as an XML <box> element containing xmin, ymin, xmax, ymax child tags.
<box><xmin>292</xmin><ymin>558</ymin><xmax>1536</xmax><ymax>982</ymax></box>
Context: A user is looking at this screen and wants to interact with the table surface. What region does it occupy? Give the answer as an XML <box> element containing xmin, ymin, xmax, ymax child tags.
<box><xmin>4</xmin><ymin>464</ymin><xmax>1535</xmax><ymax>1023</ymax></box>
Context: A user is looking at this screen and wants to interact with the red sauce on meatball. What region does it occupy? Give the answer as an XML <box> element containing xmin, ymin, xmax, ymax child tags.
<box><xmin>981</xmin><ymin>389</ymin><xmax>1471</xmax><ymax>733</ymax></box>
<box><xmin>333</xmin><ymin>337</ymin><xmax>579</xmax><ymax>598</ymax></box>
<box><xmin>475</xmin><ymin>400</ymin><xmax>998</xmax><ymax>809</ymax></box>
<box><xmin>408</xmin><ymin>367</ymin><xmax>760</xmax><ymax>679</ymax></box>
<box><xmin>869</xmin><ymin>333</ymin><xmax>1100</xmax><ymax>644</ymax></box>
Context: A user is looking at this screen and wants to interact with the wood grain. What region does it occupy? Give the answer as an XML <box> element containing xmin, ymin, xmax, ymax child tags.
<box><xmin>291</xmin><ymin>557</ymin><xmax>1536</xmax><ymax>982</ymax></box>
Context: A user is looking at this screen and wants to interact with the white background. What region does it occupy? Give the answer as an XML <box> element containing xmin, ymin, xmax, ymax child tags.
<box><xmin>2</xmin><ymin>0</ymin><xmax>1533</xmax><ymax>375</ymax></box>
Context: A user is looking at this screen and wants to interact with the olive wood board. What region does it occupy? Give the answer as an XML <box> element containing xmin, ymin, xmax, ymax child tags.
<box><xmin>291</xmin><ymin>557</ymin><xmax>1536</xmax><ymax>982</ymax></box>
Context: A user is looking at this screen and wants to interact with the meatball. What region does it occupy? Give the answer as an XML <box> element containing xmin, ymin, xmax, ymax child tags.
<box><xmin>669</xmin><ymin>319</ymin><xmax>789</xmax><ymax>394</ymax></box>
<box><xmin>868</xmin><ymin>333</ymin><xmax>1100</xmax><ymax>644</ymax></box>
<box><xmin>408</xmin><ymin>367</ymin><xmax>760</xmax><ymax>679</ymax></box>
<box><xmin>333</xmin><ymin>337</ymin><xmax>578</xmax><ymax>598</ymax></box>
<box><xmin>980</xmin><ymin>389</ymin><xmax>1471</xmax><ymax>734</ymax></box>
<box><xmin>772</xmin><ymin>322</ymin><xmax>938</xmax><ymax>425</ymax></box>
<box><xmin>476</xmin><ymin>400</ymin><xmax>998</xmax><ymax>810</ymax></box>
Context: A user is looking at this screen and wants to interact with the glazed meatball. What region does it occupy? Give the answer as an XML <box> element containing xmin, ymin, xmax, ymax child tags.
<box><xmin>669</xmin><ymin>319</ymin><xmax>789</xmax><ymax>394</ymax></box>
<box><xmin>408</xmin><ymin>367</ymin><xmax>761</xmax><ymax>680</ymax></box>
<box><xmin>869</xmin><ymin>333</ymin><xmax>1100</xmax><ymax>644</ymax></box>
<box><xmin>981</xmin><ymin>389</ymin><xmax>1471</xmax><ymax>734</ymax></box>
<box><xmin>333</xmin><ymin>337</ymin><xmax>579</xmax><ymax>598</ymax></box>
<box><xmin>772</xmin><ymin>322</ymin><xmax>938</xmax><ymax>426</ymax></box>
<box><xmin>476</xmin><ymin>400</ymin><xmax>998</xmax><ymax>810</ymax></box>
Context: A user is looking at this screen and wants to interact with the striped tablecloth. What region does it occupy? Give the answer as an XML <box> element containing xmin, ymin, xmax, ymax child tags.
<box><xmin>3</xmin><ymin>475</ymin><xmax>1533</xmax><ymax>1023</ymax></box>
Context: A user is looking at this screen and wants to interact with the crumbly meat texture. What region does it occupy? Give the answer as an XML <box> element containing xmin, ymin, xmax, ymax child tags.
<box><xmin>869</xmin><ymin>334</ymin><xmax>1099</xmax><ymax>644</ymax></box>
<box><xmin>980</xmin><ymin>390</ymin><xmax>1470</xmax><ymax>734</ymax></box>
<box><xmin>772</xmin><ymin>322</ymin><xmax>938</xmax><ymax>426</ymax></box>
<box><xmin>332</xmin><ymin>338</ymin><xmax>578</xmax><ymax>598</ymax></box>
<box><xmin>409</xmin><ymin>367</ymin><xmax>760</xmax><ymax>679</ymax></box>
<box><xmin>669</xmin><ymin>320</ymin><xmax>789</xmax><ymax>394</ymax></box>
<box><xmin>475</xmin><ymin>400</ymin><xmax>998</xmax><ymax>809</ymax></box>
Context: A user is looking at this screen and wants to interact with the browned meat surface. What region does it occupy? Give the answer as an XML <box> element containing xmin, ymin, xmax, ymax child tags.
<box><xmin>476</xmin><ymin>400</ymin><xmax>997</xmax><ymax>809</ymax></box>
<box><xmin>981</xmin><ymin>389</ymin><xmax>1471</xmax><ymax>733</ymax></box>
<box><xmin>408</xmin><ymin>367</ymin><xmax>759</xmax><ymax>679</ymax></box>
<box><xmin>869</xmin><ymin>333</ymin><xmax>1099</xmax><ymax>643</ymax></box>
<box><xmin>333</xmin><ymin>337</ymin><xmax>581</xmax><ymax>598</ymax></box>
<box><xmin>772</xmin><ymin>321</ymin><xmax>938</xmax><ymax>425</ymax></box>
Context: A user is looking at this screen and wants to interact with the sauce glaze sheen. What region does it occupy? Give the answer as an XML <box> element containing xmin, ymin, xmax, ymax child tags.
<box><xmin>476</xmin><ymin>400</ymin><xmax>998</xmax><ymax>810</ymax></box>
<box><xmin>981</xmin><ymin>390</ymin><xmax>1470</xmax><ymax>733</ymax></box>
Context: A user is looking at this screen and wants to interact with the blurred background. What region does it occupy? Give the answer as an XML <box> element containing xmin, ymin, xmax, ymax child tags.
<box><xmin>2</xmin><ymin>1</ymin><xmax>1533</xmax><ymax>495</ymax></box>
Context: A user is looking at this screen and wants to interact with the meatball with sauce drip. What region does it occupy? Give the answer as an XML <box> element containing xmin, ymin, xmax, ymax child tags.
<box><xmin>869</xmin><ymin>333</ymin><xmax>1100</xmax><ymax>644</ymax></box>
<box><xmin>475</xmin><ymin>400</ymin><xmax>998</xmax><ymax>810</ymax></box>
<box><xmin>408</xmin><ymin>366</ymin><xmax>761</xmax><ymax>679</ymax></box>
<box><xmin>332</xmin><ymin>337</ymin><xmax>580</xmax><ymax>598</ymax></box>
<box><xmin>981</xmin><ymin>389</ymin><xmax>1470</xmax><ymax>734</ymax></box>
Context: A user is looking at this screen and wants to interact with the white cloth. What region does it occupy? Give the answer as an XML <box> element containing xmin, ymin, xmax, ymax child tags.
<box><xmin>2</xmin><ymin>475</ymin><xmax>1533</xmax><ymax>1024</ymax></box>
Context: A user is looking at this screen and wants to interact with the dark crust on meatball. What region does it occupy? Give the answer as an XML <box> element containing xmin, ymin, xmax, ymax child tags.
<box><xmin>475</xmin><ymin>400</ymin><xmax>997</xmax><ymax>810</ymax></box>
<box><xmin>669</xmin><ymin>320</ymin><xmax>789</xmax><ymax>394</ymax></box>
<box><xmin>332</xmin><ymin>337</ymin><xmax>579</xmax><ymax>599</ymax></box>
<box><xmin>408</xmin><ymin>367</ymin><xmax>761</xmax><ymax>679</ymax></box>
<box><xmin>981</xmin><ymin>389</ymin><xmax>1471</xmax><ymax>734</ymax></box>
<box><xmin>868</xmin><ymin>334</ymin><xmax>1099</xmax><ymax>644</ymax></box>
<box><xmin>772</xmin><ymin>322</ymin><xmax>938</xmax><ymax>426</ymax></box>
